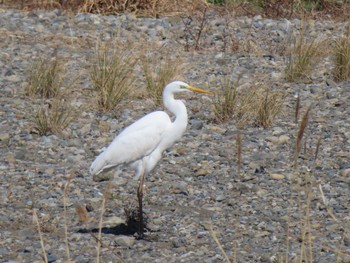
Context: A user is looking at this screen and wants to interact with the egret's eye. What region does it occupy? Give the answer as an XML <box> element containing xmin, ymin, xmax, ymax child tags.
<box><xmin>180</xmin><ymin>85</ymin><xmax>188</xmax><ymax>89</ymax></box>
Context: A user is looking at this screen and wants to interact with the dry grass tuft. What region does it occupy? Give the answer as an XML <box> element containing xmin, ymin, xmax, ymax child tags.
<box><xmin>142</xmin><ymin>53</ymin><xmax>183</xmax><ymax>107</ymax></box>
<box><xmin>90</xmin><ymin>42</ymin><xmax>137</xmax><ymax>112</ymax></box>
<box><xmin>212</xmin><ymin>77</ymin><xmax>239</xmax><ymax>123</ymax></box>
<box><xmin>213</xmin><ymin>78</ymin><xmax>285</xmax><ymax>128</ymax></box>
<box><xmin>26</xmin><ymin>56</ymin><xmax>65</xmax><ymax>98</ymax></box>
<box><xmin>75</xmin><ymin>205</ymin><xmax>89</xmax><ymax>224</ymax></box>
<box><xmin>80</xmin><ymin>0</ymin><xmax>205</xmax><ymax>17</ymax></box>
<box><xmin>285</xmin><ymin>27</ymin><xmax>324</xmax><ymax>82</ymax></box>
<box><xmin>32</xmin><ymin>97</ymin><xmax>76</xmax><ymax>136</ymax></box>
<box><xmin>254</xmin><ymin>86</ymin><xmax>286</xmax><ymax>128</ymax></box>
<box><xmin>333</xmin><ymin>23</ymin><xmax>350</xmax><ymax>81</ymax></box>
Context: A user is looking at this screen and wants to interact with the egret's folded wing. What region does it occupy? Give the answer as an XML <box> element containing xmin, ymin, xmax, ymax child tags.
<box><xmin>90</xmin><ymin>111</ymin><xmax>171</xmax><ymax>175</ymax></box>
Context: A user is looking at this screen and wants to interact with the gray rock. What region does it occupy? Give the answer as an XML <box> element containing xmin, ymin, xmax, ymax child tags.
<box><xmin>114</xmin><ymin>236</ymin><xmax>135</xmax><ymax>248</ymax></box>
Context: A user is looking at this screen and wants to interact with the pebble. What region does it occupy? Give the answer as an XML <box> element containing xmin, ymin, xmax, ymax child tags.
<box><xmin>340</xmin><ymin>168</ymin><xmax>350</xmax><ymax>177</ymax></box>
<box><xmin>278</xmin><ymin>135</ymin><xmax>290</xmax><ymax>144</ymax></box>
<box><xmin>0</xmin><ymin>133</ymin><xmax>10</xmax><ymax>141</ymax></box>
<box><xmin>269</xmin><ymin>173</ymin><xmax>285</xmax><ymax>180</ymax></box>
<box><xmin>195</xmin><ymin>168</ymin><xmax>210</xmax><ymax>177</ymax></box>
<box><xmin>114</xmin><ymin>236</ymin><xmax>135</xmax><ymax>248</ymax></box>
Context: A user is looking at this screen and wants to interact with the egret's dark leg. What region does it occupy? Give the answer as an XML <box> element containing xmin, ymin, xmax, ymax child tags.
<box><xmin>137</xmin><ymin>172</ymin><xmax>145</xmax><ymax>239</ymax></box>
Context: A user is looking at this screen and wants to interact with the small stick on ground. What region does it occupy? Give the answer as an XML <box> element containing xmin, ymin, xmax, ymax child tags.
<box><xmin>285</xmin><ymin>205</ymin><xmax>291</xmax><ymax>263</ymax></box>
<box><xmin>33</xmin><ymin>209</ymin><xmax>48</xmax><ymax>263</ymax></box>
<box><xmin>208</xmin><ymin>224</ymin><xmax>231</xmax><ymax>263</ymax></box>
<box><xmin>63</xmin><ymin>175</ymin><xmax>72</xmax><ymax>261</ymax></box>
<box><xmin>232</xmin><ymin>240</ymin><xmax>238</xmax><ymax>263</ymax></box>
<box><xmin>294</xmin><ymin>105</ymin><xmax>312</xmax><ymax>171</ymax></box>
<box><xmin>318</xmin><ymin>184</ymin><xmax>338</xmax><ymax>221</ymax></box>
<box><xmin>295</xmin><ymin>93</ymin><xmax>300</xmax><ymax>123</ymax></box>
<box><xmin>96</xmin><ymin>182</ymin><xmax>111</xmax><ymax>262</ymax></box>
<box><xmin>236</xmin><ymin>129</ymin><xmax>242</xmax><ymax>178</ymax></box>
<box><xmin>314</xmin><ymin>135</ymin><xmax>322</xmax><ymax>162</ymax></box>
<box><xmin>96</xmin><ymin>197</ymin><xmax>105</xmax><ymax>263</ymax></box>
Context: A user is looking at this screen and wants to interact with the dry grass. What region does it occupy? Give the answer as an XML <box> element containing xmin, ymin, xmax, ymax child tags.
<box><xmin>294</xmin><ymin>105</ymin><xmax>312</xmax><ymax>171</ymax></box>
<box><xmin>90</xmin><ymin>42</ymin><xmax>137</xmax><ymax>112</ymax></box>
<box><xmin>181</xmin><ymin>4</ymin><xmax>210</xmax><ymax>51</ymax></box>
<box><xmin>63</xmin><ymin>176</ymin><xmax>72</xmax><ymax>262</ymax></box>
<box><xmin>33</xmin><ymin>209</ymin><xmax>48</xmax><ymax>263</ymax></box>
<box><xmin>1</xmin><ymin>0</ymin><xmax>62</xmax><ymax>9</ymax></box>
<box><xmin>75</xmin><ymin>205</ymin><xmax>89</xmax><ymax>224</ymax></box>
<box><xmin>26</xmin><ymin>56</ymin><xmax>65</xmax><ymax>98</ymax></box>
<box><xmin>208</xmin><ymin>224</ymin><xmax>232</xmax><ymax>263</ymax></box>
<box><xmin>3</xmin><ymin>0</ymin><xmax>350</xmax><ymax>20</ymax></box>
<box><xmin>2</xmin><ymin>0</ymin><xmax>207</xmax><ymax>17</ymax></box>
<box><xmin>32</xmin><ymin>97</ymin><xmax>76</xmax><ymax>135</ymax></box>
<box><xmin>96</xmin><ymin>193</ymin><xmax>106</xmax><ymax>263</ymax></box>
<box><xmin>236</xmin><ymin>129</ymin><xmax>242</xmax><ymax>178</ymax></box>
<box><xmin>254</xmin><ymin>86</ymin><xmax>286</xmax><ymax>128</ymax></box>
<box><xmin>285</xmin><ymin>26</ymin><xmax>324</xmax><ymax>82</ymax></box>
<box><xmin>142</xmin><ymin>53</ymin><xmax>183</xmax><ymax>107</ymax></box>
<box><xmin>333</xmin><ymin>23</ymin><xmax>350</xmax><ymax>81</ymax></box>
<box><xmin>212</xmin><ymin>78</ymin><xmax>239</xmax><ymax>123</ymax></box>
<box><xmin>295</xmin><ymin>92</ymin><xmax>300</xmax><ymax>123</ymax></box>
<box><xmin>213</xmin><ymin>78</ymin><xmax>285</xmax><ymax>128</ymax></box>
<box><xmin>80</xmin><ymin>0</ymin><xmax>206</xmax><ymax>17</ymax></box>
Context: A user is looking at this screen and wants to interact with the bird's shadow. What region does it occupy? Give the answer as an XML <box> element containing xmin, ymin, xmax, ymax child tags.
<box><xmin>77</xmin><ymin>212</ymin><xmax>149</xmax><ymax>237</ymax></box>
<box><xmin>77</xmin><ymin>223</ymin><xmax>138</xmax><ymax>236</ymax></box>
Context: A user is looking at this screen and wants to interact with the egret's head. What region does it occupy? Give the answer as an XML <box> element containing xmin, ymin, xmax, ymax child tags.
<box><xmin>165</xmin><ymin>81</ymin><xmax>213</xmax><ymax>95</ymax></box>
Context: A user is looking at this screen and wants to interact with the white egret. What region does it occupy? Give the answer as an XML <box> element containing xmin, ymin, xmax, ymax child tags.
<box><xmin>90</xmin><ymin>81</ymin><xmax>213</xmax><ymax>238</ymax></box>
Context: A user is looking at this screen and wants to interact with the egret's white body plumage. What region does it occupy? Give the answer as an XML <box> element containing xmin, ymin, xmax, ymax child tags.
<box><xmin>90</xmin><ymin>81</ymin><xmax>211</xmax><ymax>179</ymax></box>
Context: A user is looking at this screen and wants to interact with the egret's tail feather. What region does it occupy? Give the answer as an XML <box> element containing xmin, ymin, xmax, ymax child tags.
<box><xmin>90</xmin><ymin>152</ymin><xmax>120</xmax><ymax>175</ymax></box>
<box><xmin>90</xmin><ymin>152</ymin><xmax>107</xmax><ymax>175</ymax></box>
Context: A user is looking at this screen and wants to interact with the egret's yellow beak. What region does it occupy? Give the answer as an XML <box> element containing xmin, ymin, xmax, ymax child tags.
<box><xmin>187</xmin><ymin>86</ymin><xmax>213</xmax><ymax>95</ymax></box>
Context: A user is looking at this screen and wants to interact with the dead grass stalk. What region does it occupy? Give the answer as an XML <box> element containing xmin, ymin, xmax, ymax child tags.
<box><xmin>33</xmin><ymin>97</ymin><xmax>76</xmax><ymax>135</ymax></box>
<box><xmin>96</xmin><ymin>182</ymin><xmax>112</xmax><ymax>262</ymax></box>
<box><xmin>254</xmin><ymin>87</ymin><xmax>285</xmax><ymax>128</ymax></box>
<box><xmin>294</xmin><ymin>105</ymin><xmax>311</xmax><ymax>171</ymax></box>
<box><xmin>80</xmin><ymin>0</ymin><xmax>205</xmax><ymax>17</ymax></box>
<box><xmin>213</xmin><ymin>78</ymin><xmax>285</xmax><ymax>128</ymax></box>
<box><xmin>33</xmin><ymin>209</ymin><xmax>48</xmax><ymax>263</ymax></box>
<box><xmin>295</xmin><ymin>92</ymin><xmax>300</xmax><ymax>123</ymax></box>
<box><xmin>333</xmin><ymin>22</ymin><xmax>350</xmax><ymax>81</ymax></box>
<box><xmin>96</xmin><ymin>195</ymin><xmax>105</xmax><ymax>263</ymax></box>
<box><xmin>236</xmin><ymin>129</ymin><xmax>242</xmax><ymax>178</ymax></box>
<box><xmin>26</xmin><ymin>56</ymin><xmax>64</xmax><ymax>98</ymax></box>
<box><xmin>90</xmin><ymin>41</ymin><xmax>137</xmax><ymax>111</ymax></box>
<box><xmin>208</xmin><ymin>224</ymin><xmax>232</xmax><ymax>263</ymax></box>
<box><xmin>212</xmin><ymin>77</ymin><xmax>239</xmax><ymax>123</ymax></box>
<box><xmin>142</xmin><ymin>53</ymin><xmax>183</xmax><ymax>107</ymax></box>
<box><xmin>63</xmin><ymin>175</ymin><xmax>72</xmax><ymax>261</ymax></box>
<box><xmin>285</xmin><ymin>26</ymin><xmax>323</xmax><ymax>82</ymax></box>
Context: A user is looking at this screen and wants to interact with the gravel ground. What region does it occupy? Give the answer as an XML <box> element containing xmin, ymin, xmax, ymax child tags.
<box><xmin>0</xmin><ymin>7</ymin><xmax>349</xmax><ymax>263</ymax></box>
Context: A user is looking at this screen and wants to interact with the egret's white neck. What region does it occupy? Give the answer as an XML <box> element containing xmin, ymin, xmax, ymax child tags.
<box><xmin>163</xmin><ymin>90</ymin><xmax>188</xmax><ymax>127</ymax></box>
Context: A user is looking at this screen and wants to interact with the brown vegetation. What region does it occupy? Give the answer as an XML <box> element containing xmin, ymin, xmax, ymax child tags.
<box><xmin>2</xmin><ymin>0</ymin><xmax>350</xmax><ymax>19</ymax></box>
<box><xmin>213</xmin><ymin>77</ymin><xmax>285</xmax><ymax>128</ymax></box>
